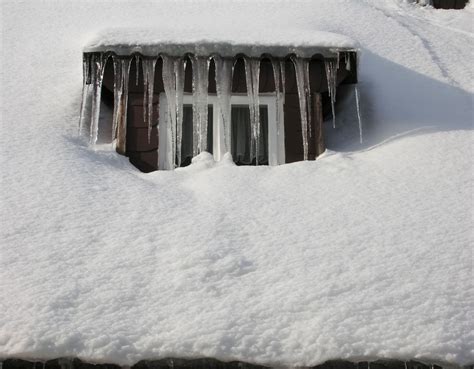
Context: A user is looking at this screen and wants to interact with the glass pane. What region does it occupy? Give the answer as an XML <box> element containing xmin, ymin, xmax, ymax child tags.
<box><xmin>207</xmin><ymin>106</ymin><xmax>213</xmax><ymax>154</ymax></box>
<box><xmin>231</xmin><ymin>106</ymin><xmax>268</xmax><ymax>165</ymax></box>
<box><xmin>179</xmin><ymin>105</ymin><xmax>213</xmax><ymax>167</ymax></box>
<box><xmin>180</xmin><ymin>105</ymin><xmax>194</xmax><ymax>167</ymax></box>
<box><xmin>259</xmin><ymin>107</ymin><xmax>268</xmax><ymax>165</ymax></box>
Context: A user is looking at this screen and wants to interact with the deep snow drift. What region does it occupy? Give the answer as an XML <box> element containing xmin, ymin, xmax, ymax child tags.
<box><xmin>0</xmin><ymin>0</ymin><xmax>473</xmax><ymax>367</ymax></box>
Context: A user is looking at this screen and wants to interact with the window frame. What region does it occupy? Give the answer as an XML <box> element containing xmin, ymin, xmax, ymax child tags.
<box><xmin>158</xmin><ymin>92</ymin><xmax>285</xmax><ymax>169</ymax></box>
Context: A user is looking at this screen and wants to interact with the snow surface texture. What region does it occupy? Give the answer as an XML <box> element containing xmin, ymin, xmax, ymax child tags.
<box><xmin>1</xmin><ymin>0</ymin><xmax>473</xmax><ymax>367</ymax></box>
<box><xmin>84</xmin><ymin>27</ymin><xmax>357</xmax><ymax>57</ymax></box>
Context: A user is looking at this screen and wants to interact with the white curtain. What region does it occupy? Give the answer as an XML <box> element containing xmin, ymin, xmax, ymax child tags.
<box><xmin>231</xmin><ymin>106</ymin><xmax>268</xmax><ymax>165</ymax></box>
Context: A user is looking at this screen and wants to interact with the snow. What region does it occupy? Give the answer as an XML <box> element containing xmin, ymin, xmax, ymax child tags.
<box><xmin>84</xmin><ymin>28</ymin><xmax>357</xmax><ymax>58</ymax></box>
<box><xmin>0</xmin><ymin>0</ymin><xmax>473</xmax><ymax>367</ymax></box>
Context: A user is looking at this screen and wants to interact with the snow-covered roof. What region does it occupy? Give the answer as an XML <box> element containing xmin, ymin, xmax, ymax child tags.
<box><xmin>84</xmin><ymin>27</ymin><xmax>358</xmax><ymax>58</ymax></box>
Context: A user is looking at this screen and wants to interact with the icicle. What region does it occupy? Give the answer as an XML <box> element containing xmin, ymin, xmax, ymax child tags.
<box><xmin>191</xmin><ymin>56</ymin><xmax>210</xmax><ymax>155</ymax></box>
<box><xmin>355</xmin><ymin>85</ymin><xmax>363</xmax><ymax>144</ymax></box>
<box><xmin>148</xmin><ymin>59</ymin><xmax>157</xmax><ymax>143</ymax></box>
<box><xmin>345</xmin><ymin>52</ymin><xmax>351</xmax><ymax>71</ymax></box>
<box><xmin>111</xmin><ymin>56</ymin><xmax>123</xmax><ymax>141</ymax></box>
<box><xmin>324</xmin><ymin>58</ymin><xmax>338</xmax><ymax>129</ymax></box>
<box><xmin>90</xmin><ymin>53</ymin><xmax>106</xmax><ymax>145</ymax></box>
<box><xmin>304</xmin><ymin>59</ymin><xmax>312</xmax><ymax>139</ymax></box>
<box><xmin>142</xmin><ymin>60</ymin><xmax>149</xmax><ymax>133</ymax></box>
<box><xmin>115</xmin><ymin>58</ymin><xmax>132</xmax><ymax>154</ymax></box>
<box><xmin>175</xmin><ymin>58</ymin><xmax>186</xmax><ymax>167</ymax></box>
<box><xmin>280</xmin><ymin>60</ymin><xmax>286</xmax><ymax>105</ymax></box>
<box><xmin>112</xmin><ymin>57</ymin><xmax>131</xmax><ymax>146</ymax></box>
<box><xmin>58</xmin><ymin>358</ymin><xmax>73</xmax><ymax>369</ymax></box>
<box><xmin>280</xmin><ymin>60</ymin><xmax>286</xmax><ymax>161</ymax></box>
<box><xmin>271</xmin><ymin>58</ymin><xmax>283</xmax><ymax>140</ymax></box>
<box><xmin>162</xmin><ymin>55</ymin><xmax>178</xmax><ymax>168</ymax></box>
<box><xmin>134</xmin><ymin>54</ymin><xmax>140</xmax><ymax>86</ymax></box>
<box><xmin>291</xmin><ymin>56</ymin><xmax>311</xmax><ymax>161</ymax></box>
<box><xmin>214</xmin><ymin>55</ymin><xmax>233</xmax><ymax>153</ymax></box>
<box><xmin>244</xmin><ymin>57</ymin><xmax>261</xmax><ymax>164</ymax></box>
<box><xmin>142</xmin><ymin>58</ymin><xmax>157</xmax><ymax>142</ymax></box>
<box><xmin>78</xmin><ymin>53</ymin><xmax>92</xmax><ymax>136</ymax></box>
<box><xmin>84</xmin><ymin>53</ymin><xmax>92</xmax><ymax>84</ymax></box>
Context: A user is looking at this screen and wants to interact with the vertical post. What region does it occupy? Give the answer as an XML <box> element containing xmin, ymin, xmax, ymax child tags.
<box><xmin>313</xmin><ymin>92</ymin><xmax>325</xmax><ymax>157</ymax></box>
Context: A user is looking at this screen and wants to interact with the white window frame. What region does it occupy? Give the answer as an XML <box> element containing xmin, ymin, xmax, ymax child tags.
<box><xmin>158</xmin><ymin>93</ymin><xmax>285</xmax><ymax>169</ymax></box>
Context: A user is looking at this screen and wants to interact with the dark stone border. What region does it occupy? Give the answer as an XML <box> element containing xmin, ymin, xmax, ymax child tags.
<box><xmin>1</xmin><ymin>358</ymin><xmax>472</xmax><ymax>369</ymax></box>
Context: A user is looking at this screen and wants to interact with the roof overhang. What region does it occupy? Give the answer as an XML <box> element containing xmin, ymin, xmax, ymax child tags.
<box><xmin>83</xmin><ymin>28</ymin><xmax>359</xmax><ymax>59</ymax></box>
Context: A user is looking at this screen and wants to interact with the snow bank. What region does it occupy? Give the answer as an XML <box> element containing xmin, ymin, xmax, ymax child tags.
<box><xmin>0</xmin><ymin>0</ymin><xmax>473</xmax><ymax>367</ymax></box>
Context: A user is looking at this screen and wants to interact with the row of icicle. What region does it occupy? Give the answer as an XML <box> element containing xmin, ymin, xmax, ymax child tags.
<box><xmin>78</xmin><ymin>52</ymin><xmax>360</xmax><ymax>167</ymax></box>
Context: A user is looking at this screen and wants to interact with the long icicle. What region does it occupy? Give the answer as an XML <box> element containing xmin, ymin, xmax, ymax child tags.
<box><xmin>214</xmin><ymin>55</ymin><xmax>233</xmax><ymax>154</ymax></box>
<box><xmin>134</xmin><ymin>54</ymin><xmax>140</xmax><ymax>86</ymax></box>
<box><xmin>78</xmin><ymin>53</ymin><xmax>92</xmax><ymax>136</ymax></box>
<box><xmin>142</xmin><ymin>58</ymin><xmax>157</xmax><ymax>142</ymax></box>
<box><xmin>162</xmin><ymin>55</ymin><xmax>178</xmax><ymax>168</ymax></box>
<box><xmin>304</xmin><ymin>59</ymin><xmax>312</xmax><ymax>139</ymax></box>
<box><xmin>280</xmin><ymin>60</ymin><xmax>286</xmax><ymax>104</ymax></box>
<box><xmin>148</xmin><ymin>59</ymin><xmax>157</xmax><ymax>143</ymax></box>
<box><xmin>116</xmin><ymin>57</ymin><xmax>131</xmax><ymax>154</ymax></box>
<box><xmin>90</xmin><ymin>53</ymin><xmax>106</xmax><ymax>145</ymax></box>
<box><xmin>111</xmin><ymin>56</ymin><xmax>123</xmax><ymax>142</ymax></box>
<box><xmin>191</xmin><ymin>56</ymin><xmax>210</xmax><ymax>155</ymax></box>
<box><xmin>271</xmin><ymin>58</ymin><xmax>285</xmax><ymax>166</ymax></box>
<box><xmin>252</xmin><ymin>58</ymin><xmax>261</xmax><ymax>165</ymax></box>
<box><xmin>291</xmin><ymin>56</ymin><xmax>310</xmax><ymax>161</ymax></box>
<box><xmin>175</xmin><ymin>58</ymin><xmax>186</xmax><ymax>167</ymax></box>
<box><xmin>280</xmin><ymin>60</ymin><xmax>286</xmax><ymax>162</ymax></box>
<box><xmin>271</xmin><ymin>58</ymin><xmax>281</xmax><ymax>138</ymax></box>
<box><xmin>191</xmin><ymin>56</ymin><xmax>199</xmax><ymax>156</ymax></box>
<box><xmin>324</xmin><ymin>58</ymin><xmax>338</xmax><ymax>129</ymax></box>
<box><xmin>355</xmin><ymin>85</ymin><xmax>363</xmax><ymax>144</ymax></box>
<box><xmin>244</xmin><ymin>57</ymin><xmax>260</xmax><ymax>165</ymax></box>
<box><xmin>142</xmin><ymin>59</ymin><xmax>149</xmax><ymax>137</ymax></box>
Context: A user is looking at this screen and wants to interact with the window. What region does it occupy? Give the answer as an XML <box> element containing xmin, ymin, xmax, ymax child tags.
<box><xmin>159</xmin><ymin>93</ymin><xmax>284</xmax><ymax>169</ymax></box>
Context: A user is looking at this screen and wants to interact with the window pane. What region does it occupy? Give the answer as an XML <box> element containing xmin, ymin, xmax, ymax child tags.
<box><xmin>181</xmin><ymin>106</ymin><xmax>194</xmax><ymax>166</ymax></box>
<box><xmin>207</xmin><ymin>106</ymin><xmax>213</xmax><ymax>154</ymax></box>
<box><xmin>231</xmin><ymin>106</ymin><xmax>268</xmax><ymax>165</ymax></box>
